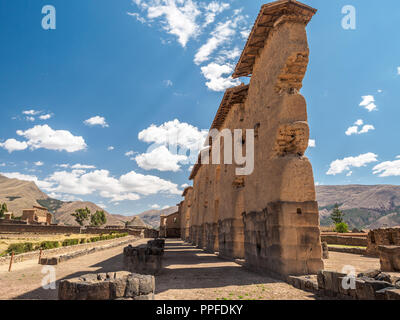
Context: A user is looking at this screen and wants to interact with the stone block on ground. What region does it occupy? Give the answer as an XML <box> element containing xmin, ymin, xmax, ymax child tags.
<box><xmin>379</xmin><ymin>245</ymin><xmax>400</xmax><ymax>272</ymax></box>
<box><xmin>58</xmin><ymin>271</ymin><xmax>155</xmax><ymax>300</ymax></box>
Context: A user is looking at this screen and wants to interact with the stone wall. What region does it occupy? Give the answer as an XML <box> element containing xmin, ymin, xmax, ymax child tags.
<box><xmin>367</xmin><ymin>228</ymin><xmax>400</xmax><ymax>256</ymax></box>
<box><xmin>179</xmin><ymin>0</ymin><xmax>323</xmax><ymax>277</ymax></box>
<box><xmin>58</xmin><ymin>271</ymin><xmax>155</xmax><ymax>300</ymax></box>
<box><xmin>321</xmin><ymin>234</ymin><xmax>367</xmax><ymax>247</ymax></box>
<box><xmin>379</xmin><ymin>245</ymin><xmax>400</xmax><ymax>272</ymax></box>
<box><xmin>123</xmin><ymin>240</ymin><xmax>164</xmax><ymax>275</ymax></box>
<box><xmin>0</xmin><ymin>223</ymin><xmax>150</xmax><ymax>237</ymax></box>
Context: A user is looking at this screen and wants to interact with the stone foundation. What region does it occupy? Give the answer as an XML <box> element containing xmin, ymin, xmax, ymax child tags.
<box><xmin>218</xmin><ymin>219</ymin><xmax>244</xmax><ymax>259</ymax></box>
<box><xmin>58</xmin><ymin>271</ymin><xmax>155</xmax><ymax>300</ymax></box>
<box><xmin>367</xmin><ymin>228</ymin><xmax>400</xmax><ymax>256</ymax></box>
<box><xmin>379</xmin><ymin>245</ymin><xmax>400</xmax><ymax>272</ymax></box>
<box><xmin>243</xmin><ymin>201</ymin><xmax>323</xmax><ymax>277</ymax></box>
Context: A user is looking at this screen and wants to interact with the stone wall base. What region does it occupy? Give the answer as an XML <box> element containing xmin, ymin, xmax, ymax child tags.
<box><xmin>243</xmin><ymin>201</ymin><xmax>323</xmax><ymax>277</ymax></box>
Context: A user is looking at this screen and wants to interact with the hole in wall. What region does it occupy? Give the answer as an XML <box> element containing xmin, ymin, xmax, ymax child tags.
<box><xmin>297</xmin><ymin>208</ymin><xmax>302</xmax><ymax>215</ymax></box>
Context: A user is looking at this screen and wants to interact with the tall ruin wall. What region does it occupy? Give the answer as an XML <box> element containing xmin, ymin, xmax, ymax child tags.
<box><xmin>180</xmin><ymin>0</ymin><xmax>323</xmax><ymax>277</ymax></box>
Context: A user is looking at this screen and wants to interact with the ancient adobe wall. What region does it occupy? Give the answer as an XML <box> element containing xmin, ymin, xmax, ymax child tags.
<box><xmin>183</xmin><ymin>1</ymin><xmax>323</xmax><ymax>277</ymax></box>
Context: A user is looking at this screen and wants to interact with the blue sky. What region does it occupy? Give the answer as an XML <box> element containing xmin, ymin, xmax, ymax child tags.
<box><xmin>0</xmin><ymin>0</ymin><xmax>399</xmax><ymax>216</ymax></box>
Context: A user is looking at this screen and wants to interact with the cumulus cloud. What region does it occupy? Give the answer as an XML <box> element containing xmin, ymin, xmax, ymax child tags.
<box><xmin>125</xmin><ymin>150</ymin><xmax>136</xmax><ymax>157</ymax></box>
<box><xmin>397</xmin><ymin>67</ymin><xmax>400</xmax><ymax>75</ymax></box>
<box><xmin>34</xmin><ymin>161</ymin><xmax>44</xmax><ymax>166</ymax></box>
<box><xmin>203</xmin><ymin>1</ymin><xmax>229</xmax><ymax>27</ymax></box>
<box><xmin>373</xmin><ymin>157</ymin><xmax>400</xmax><ymax>177</ymax></box>
<box><xmin>200</xmin><ymin>62</ymin><xmax>240</xmax><ymax>91</ymax></box>
<box><xmin>308</xmin><ymin>139</ymin><xmax>316</xmax><ymax>148</ymax></box>
<box><xmin>43</xmin><ymin>168</ymin><xmax>181</xmax><ymax>203</ymax></box>
<box><xmin>163</xmin><ymin>80</ymin><xmax>173</xmax><ymax>87</ymax></box>
<box><xmin>107</xmin><ymin>146</ymin><xmax>114</xmax><ymax>151</ymax></box>
<box><xmin>16</xmin><ymin>125</ymin><xmax>86</xmax><ymax>152</ymax></box>
<box><xmin>84</xmin><ymin>116</ymin><xmax>109</xmax><ymax>128</ymax></box>
<box><xmin>0</xmin><ymin>139</ymin><xmax>28</xmax><ymax>153</ymax></box>
<box><xmin>359</xmin><ymin>95</ymin><xmax>377</xmax><ymax>112</ymax></box>
<box><xmin>150</xmin><ymin>204</ymin><xmax>161</xmax><ymax>209</ymax></box>
<box><xmin>326</xmin><ymin>152</ymin><xmax>378</xmax><ymax>175</ymax></box>
<box><xmin>135</xmin><ymin>145</ymin><xmax>187</xmax><ymax>171</ymax></box>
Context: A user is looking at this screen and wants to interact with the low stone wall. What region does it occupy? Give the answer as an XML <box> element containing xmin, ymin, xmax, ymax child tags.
<box><xmin>321</xmin><ymin>234</ymin><xmax>367</xmax><ymax>247</ymax></box>
<box><xmin>39</xmin><ymin>237</ymin><xmax>139</xmax><ymax>265</ymax></box>
<box><xmin>316</xmin><ymin>270</ymin><xmax>400</xmax><ymax>300</ymax></box>
<box><xmin>58</xmin><ymin>271</ymin><xmax>155</xmax><ymax>300</ymax></box>
<box><xmin>367</xmin><ymin>228</ymin><xmax>400</xmax><ymax>256</ymax></box>
<box><xmin>0</xmin><ymin>235</ymin><xmax>139</xmax><ymax>266</ymax></box>
<box><xmin>379</xmin><ymin>245</ymin><xmax>400</xmax><ymax>272</ymax></box>
<box><xmin>123</xmin><ymin>240</ymin><xmax>164</xmax><ymax>275</ymax></box>
<box><xmin>328</xmin><ymin>246</ymin><xmax>366</xmax><ymax>255</ymax></box>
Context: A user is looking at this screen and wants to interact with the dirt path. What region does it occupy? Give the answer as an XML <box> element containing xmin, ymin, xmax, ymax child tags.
<box><xmin>0</xmin><ymin>238</ymin><xmax>146</xmax><ymax>300</ymax></box>
<box><xmin>154</xmin><ymin>239</ymin><xmax>317</xmax><ymax>300</ymax></box>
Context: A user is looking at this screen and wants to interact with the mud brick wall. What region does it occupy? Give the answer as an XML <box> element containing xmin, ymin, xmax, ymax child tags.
<box><xmin>367</xmin><ymin>228</ymin><xmax>400</xmax><ymax>256</ymax></box>
<box><xmin>58</xmin><ymin>271</ymin><xmax>155</xmax><ymax>300</ymax></box>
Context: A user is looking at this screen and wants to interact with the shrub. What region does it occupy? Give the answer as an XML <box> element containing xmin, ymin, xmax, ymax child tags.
<box><xmin>335</xmin><ymin>222</ymin><xmax>349</xmax><ymax>233</ymax></box>
<box><xmin>62</xmin><ymin>238</ymin><xmax>80</xmax><ymax>247</ymax></box>
<box><xmin>6</xmin><ymin>242</ymin><xmax>34</xmax><ymax>254</ymax></box>
<box><xmin>40</xmin><ymin>241</ymin><xmax>60</xmax><ymax>250</ymax></box>
<box><xmin>80</xmin><ymin>238</ymin><xmax>86</xmax><ymax>244</ymax></box>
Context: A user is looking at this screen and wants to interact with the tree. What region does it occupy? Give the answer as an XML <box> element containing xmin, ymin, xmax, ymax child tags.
<box><xmin>71</xmin><ymin>207</ymin><xmax>91</xmax><ymax>226</ymax></box>
<box><xmin>0</xmin><ymin>202</ymin><xmax>8</xmax><ymax>218</ymax></box>
<box><xmin>331</xmin><ymin>203</ymin><xmax>344</xmax><ymax>224</ymax></box>
<box><xmin>90</xmin><ymin>210</ymin><xmax>107</xmax><ymax>226</ymax></box>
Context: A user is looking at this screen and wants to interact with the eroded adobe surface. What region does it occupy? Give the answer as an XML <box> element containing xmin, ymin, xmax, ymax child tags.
<box><xmin>179</xmin><ymin>0</ymin><xmax>323</xmax><ymax>277</ymax></box>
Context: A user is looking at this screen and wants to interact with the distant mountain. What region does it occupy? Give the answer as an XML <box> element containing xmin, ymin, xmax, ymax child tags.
<box><xmin>137</xmin><ymin>206</ymin><xmax>179</xmax><ymax>228</ymax></box>
<box><xmin>317</xmin><ymin>185</ymin><xmax>400</xmax><ymax>229</ymax></box>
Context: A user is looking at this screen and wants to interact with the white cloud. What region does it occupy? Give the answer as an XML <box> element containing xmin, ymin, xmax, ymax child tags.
<box><xmin>203</xmin><ymin>1</ymin><xmax>229</xmax><ymax>27</ymax></box>
<box><xmin>181</xmin><ymin>183</ymin><xmax>189</xmax><ymax>188</ymax></box>
<box><xmin>0</xmin><ymin>139</ymin><xmax>28</xmax><ymax>153</ymax></box>
<box><xmin>397</xmin><ymin>67</ymin><xmax>400</xmax><ymax>75</ymax></box>
<box><xmin>150</xmin><ymin>204</ymin><xmax>161</xmax><ymax>209</ymax></box>
<box><xmin>16</xmin><ymin>125</ymin><xmax>86</xmax><ymax>152</ymax></box>
<box><xmin>359</xmin><ymin>95</ymin><xmax>377</xmax><ymax>112</ymax></box>
<box><xmin>308</xmin><ymin>139</ymin><xmax>316</xmax><ymax>148</ymax></box>
<box><xmin>138</xmin><ymin>119</ymin><xmax>207</xmax><ymax>151</ymax></box>
<box><xmin>346</xmin><ymin>171</ymin><xmax>353</xmax><ymax>177</ymax></box>
<box><xmin>39</xmin><ymin>114</ymin><xmax>52</xmax><ymax>120</ymax></box>
<box><xmin>84</xmin><ymin>116</ymin><xmax>109</xmax><ymax>128</ymax></box>
<box><xmin>240</xmin><ymin>29</ymin><xmax>250</xmax><ymax>39</ymax></box>
<box><xmin>125</xmin><ymin>150</ymin><xmax>136</xmax><ymax>157</ymax></box>
<box><xmin>359</xmin><ymin>124</ymin><xmax>375</xmax><ymax>134</ymax></box>
<box><xmin>107</xmin><ymin>146</ymin><xmax>114</xmax><ymax>151</ymax></box>
<box><xmin>26</xmin><ymin>116</ymin><xmax>35</xmax><ymax>122</ymax></box>
<box><xmin>194</xmin><ymin>20</ymin><xmax>236</xmax><ymax>65</ymax></box>
<box><xmin>34</xmin><ymin>161</ymin><xmax>44</xmax><ymax>166</ymax></box>
<box><xmin>133</xmin><ymin>0</ymin><xmax>201</xmax><ymax>47</ymax></box>
<box><xmin>354</xmin><ymin>119</ymin><xmax>363</xmax><ymax>126</ymax></box>
<box><xmin>71</xmin><ymin>164</ymin><xmax>96</xmax><ymax>169</ymax></box>
<box><xmin>127</xmin><ymin>12</ymin><xmax>147</xmax><ymax>24</ymax></box>
<box><xmin>345</xmin><ymin>119</ymin><xmax>375</xmax><ymax>136</ymax></box>
<box><xmin>163</xmin><ymin>80</ymin><xmax>173</xmax><ymax>87</ymax></box>
<box><xmin>41</xmin><ymin>168</ymin><xmax>181</xmax><ymax>202</ymax></box>
<box><xmin>23</xmin><ymin>110</ymin><xmax>40</xmax><ymax>115</ymax></box>
<box><xmin>373</xmin><ymin>158</ymin><xmax>400</xmax><ymax>177</ymax></box>
<box><xmin>326</xmin><ymin>152</ymin><xmax>378</xmax><ymax>175</ymax></box>
<box><xmin>135</xmin><ymin>145</ymin><xmax>187</xmax><ymax>172</ymax></box>
<box><xmin>200</xmin><ymin>62</ymin><xmax>240</xmax><ymax>91</ymax></box>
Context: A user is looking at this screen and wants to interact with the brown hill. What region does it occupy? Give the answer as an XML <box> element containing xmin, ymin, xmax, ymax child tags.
<box><xmin>0</xmin><ymin>174</ymin><xmax>48</xmax><ymax>215</ymax></box>
<box><xmin>54</xmin><ymin>201</ymin><xmax>124</xmax><ymax>226</ymax></box>
<box><xmin>317</xmin><ymin>185</ymin><xmax>400</xmax><ymax>229</ymax></box>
